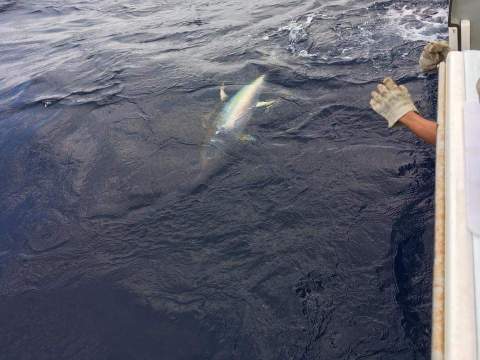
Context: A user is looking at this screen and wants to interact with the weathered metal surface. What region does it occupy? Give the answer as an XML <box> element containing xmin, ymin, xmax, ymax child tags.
<box><xmin>431</xmin><ymin>61</ymin><xmax>446</xmax><ymax>360</ymax></box>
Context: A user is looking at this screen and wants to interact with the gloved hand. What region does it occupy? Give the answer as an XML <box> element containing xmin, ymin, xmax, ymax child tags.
<box><xmin>419</xmin><ymin>41</ymin><xmax>449</xmax><ymax>72</ymax></box>
<box><xmin>370</xmin><ymin>77</ymin><xmax>418</xmax><ymax>128</ymax></box>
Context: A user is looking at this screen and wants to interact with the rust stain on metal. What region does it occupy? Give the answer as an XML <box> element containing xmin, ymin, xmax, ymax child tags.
<box><xmin>431</xmin><ymin>62</ymin><xmax>446</xmax><ymax>360</ymax></box>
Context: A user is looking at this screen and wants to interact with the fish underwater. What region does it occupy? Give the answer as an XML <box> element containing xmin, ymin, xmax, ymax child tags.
<box><xmin>191</xmin><ymin>75</ymin><xmax>275</xmax><ymax>192</ymax></box>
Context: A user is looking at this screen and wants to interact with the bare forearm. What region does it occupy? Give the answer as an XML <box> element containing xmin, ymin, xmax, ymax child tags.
<box><xmin>398</xmin><ymin>111</ymin><xmax>437</xmax><ymax>145</ymax></box>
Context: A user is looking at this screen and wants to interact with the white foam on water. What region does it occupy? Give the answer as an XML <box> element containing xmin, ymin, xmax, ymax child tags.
<box><xmin>277</xmin><ymin>14</ymin><xmax>316</xmax><ymax>56</ymax></box>
<box><xmin>305</xmin><ymin>14</ymin><xmax>314</xmax><ymax>26</ymax></box>
<box><xmin>386</xmin><ymin>5</ymin><xmax>448</xmax><ymax>42</ymax></box>
<box><xmin>270</xmin><ymin>3</ymin><xmax>448</xmax><ymax>63</ymax></box>
<box><xmin>298</xmin><ymin>49</ymin><xmax>317</xmax><ymax>58</ymax></box>
<box><xmin>278</xmin><ymin>20</ymin><xmax>308</xmax><ymax>45</ymax></box>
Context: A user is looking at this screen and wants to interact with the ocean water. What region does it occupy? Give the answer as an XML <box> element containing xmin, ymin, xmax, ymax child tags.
<box><xmin>0</xmin><ymin>0</ymin><xmax>447</xmax><ymax>359</ymax></box>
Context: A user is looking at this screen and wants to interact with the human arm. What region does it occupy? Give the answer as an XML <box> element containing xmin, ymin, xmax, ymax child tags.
<box><xmin>398</xmin><ymin>111</ymin><xmax>437</xmax><ymax>145</ymax></box>
<box><xmin>369</xmin><ymin>77</ymin><xmax>436</xmax><ymax>145</ymax></box>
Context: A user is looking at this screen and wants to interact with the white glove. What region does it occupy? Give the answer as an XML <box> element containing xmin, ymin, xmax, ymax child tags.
<box><xmin>370</xmin><ymin>77</ymin><xmax>418</xmax><ymax>128</ymax></box>
<box><xmin>419</xmin><ymin>41</ymin><xmax>449</xmax><ymax>72</ymax></box>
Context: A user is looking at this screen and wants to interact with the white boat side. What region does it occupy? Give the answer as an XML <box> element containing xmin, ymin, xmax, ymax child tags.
<box><xmin>433</xmin><ymin>1</ymin><xmax>480</xmax><ymax>357</ymax></box>
<box><xmin>442</xmin><ymin>50</ymin><xmax>477</xmax><ymax>360</ymax></box>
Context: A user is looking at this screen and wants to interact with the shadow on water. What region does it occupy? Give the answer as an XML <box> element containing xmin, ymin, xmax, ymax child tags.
<box><xmin>0</xmin><ymin>283</ymin><xmax>229</xmax><ymax>360</ymax></box>
<box><xmin>392</xmin><ymin>154</ymin><xmax>435</xmax><ymax>356</ymax></box>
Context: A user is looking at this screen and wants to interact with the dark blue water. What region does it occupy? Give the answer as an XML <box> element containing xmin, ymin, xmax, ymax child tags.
<box><xmin>0</xmin><ymin>0</ymin><xmax>447</xmax><ymax>359</ymax></box>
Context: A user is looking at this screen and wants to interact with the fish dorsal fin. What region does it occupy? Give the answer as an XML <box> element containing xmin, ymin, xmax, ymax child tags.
<box><xmin>220</xmin><ymin>83</ymin><xmax>228</xmax><ymax>102</ymax></box>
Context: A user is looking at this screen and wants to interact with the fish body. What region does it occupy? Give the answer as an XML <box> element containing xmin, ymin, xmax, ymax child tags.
<box><xmin>215</xmin><ymin>75</ymin><xmax>266</xmax><ymax>136</ymax></box>
<box><xmin>185</xmin><ymin>75</ymin><xmax>270</xmax><ymax>192</ymax></box>
<box><xmin>201</xmin><ymin>75</ymin><xmax>267</xmax><ymax>166</ymax></box>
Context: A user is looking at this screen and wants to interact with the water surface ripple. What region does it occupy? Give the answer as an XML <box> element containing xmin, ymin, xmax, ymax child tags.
<box><xmin>0</xmin><ymin>0</ymin><xmax>446</xmax><ymax>359</ymax></box>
